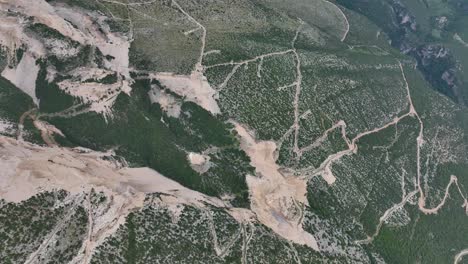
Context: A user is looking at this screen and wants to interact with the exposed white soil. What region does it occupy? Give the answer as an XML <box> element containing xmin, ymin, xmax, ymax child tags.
<box><xmin>1</xmin><ymin>52</ymin><xmax>40</xmax><ymax>105</ymax></box>
<box><xmin>187</xmin><ymin>152</ymin><xmax>211</xmax><ymax>174</ymax></box>
<box><xmin>16</xmin><ymin>108</ymin><xmax>35</xmax><ymax>141</ymax></box>
<box><xmin>44</xmin><ymin>38</ymin><xmax>80</xmax><ymax>59</ymax></box>
<box><xmin>52</xmin><ymin>6</ymin><xmax>133</xmax><ymax>117</ymax></box>
<box><xmin>148</xmin><ymin>86</ymin><xmax>182</xmax><ymax>118</ymax></box>
<box><xmin>188</xmin><ymin>152</ymin><xmax>206</xmax><ymax>165</ymax></box>
<box><xmin>69</xmin><ymin>67</ymin><xmax>115</xmax><ymax>83</ymax></box>
<box><xmin>0</xmin><ymin>12</ymin><xmax>46</xmax><ymax>59</ymax></box>
<box><xmin>203</xmin><ymin>50</ymin><xmax>221</xmax><ymax>56</ymax></box>
<box><xmin>0</xmin><ymin>0</ymin><xmax>134</xmax><ymax>117</ymax></box>
<box><xmin>0</xmin><ymin>17</ymin><xmax>24</xmax><ymax>63</ymax></box>
<box><xmin>1</xmin><ymin>0</ymin><xmax>86</xmax><ymax>43</ymax></box>
<box><xmin>454</xmin><ymin>33</ymin><xmax>468</xmax><ymax>48</ymax></box>
<box><xmin>292</xmin><ymin>20</ymin><xmax>305</xmax><ymax>160</ymax></box>
<box><xmin>455</xmin><ymin>248</ymin><xmax>468</xmax><ymax>264</ymax></box>
<box><xmin>1</xmin><ymin>0</ymin><xmax>132</xmax><ymax>72</ymax></box>
<box><xmin>0</xmin><ymin>135</ymin><xmax>229</xmax><ymax>207</ymax></box>
<box><xmin>55</xmin><ymin>67</ymin><xmax>129</xmax><ymax>118</ymax></box>
<box><xmin>53</xmin><ymin>5</ymin><xmax>133</xmax><ymax>84</ymax></box>
<box><xmin>32</xmin><ymin>119</ymin><xmax>65</xmax><ymax>146</ymax></box>
<box><xmin>0</xmin><ymin>119</ymin><xmax>14</xmax><ymax>135</ymax></box>
<box><xmin>1</xmin><ymin>0</ymin><xmax>465</xmax><ymax>259</ymax></box>
<box><xmin>57</xmin><ymin>77</ymin><xmax>124</xmax><ymax>118</ymax></box>
<box><xmin>233</xmin><ymin>122</ymin><xmax>319</xmax><ymax>250</ymax></box>
<box><xmin>149</xmin><ymin>71</ymin><xmax>221</xmax><ymax>115</ymax></box>
<box><xmin>0</xmin><ymin>135</ymin><xmax>255</xmax><ymax>263</ymax></box>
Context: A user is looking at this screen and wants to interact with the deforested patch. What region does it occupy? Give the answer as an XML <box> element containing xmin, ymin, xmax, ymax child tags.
<box><xmin>148</xmin><ymin>85</ymin><xmax>182</xmax><ymax>118</ymax></box>
<box><xmin>149</xmin><ymin>71</ymin><xmax>221</xmax><ymax>115</ymax></box>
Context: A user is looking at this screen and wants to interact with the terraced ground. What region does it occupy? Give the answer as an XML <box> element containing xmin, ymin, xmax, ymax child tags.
<box><xmin>0</xmin><ymin>0</ymin><xmax>468</xmax><ymax>263</ymax></box>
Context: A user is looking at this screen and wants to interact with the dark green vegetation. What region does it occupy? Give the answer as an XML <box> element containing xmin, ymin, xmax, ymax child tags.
<box><xmin>0</xmin><ymin>77</ymin><xmax>34</xmax><ymax>125</ymax></box>
<box><xmin>306</xmin><ymin>63</ymin><xmax>468</xmax><ymax>263</ymax></box>
<box><xmin>92</xmin><ymin>203</ymin><xmax>232</xmax><ymax>264</ymax></box>
<box><xmin>338</xmin><ymin>0</ymin><xmax>468</xmax><ymax>105</ymax></box>
<box><xmin>0</xmin><ymin>0</ymin><xmax>468</xmax><ymax>263</ymax></box>
<box><xmin>46</xmin><ymin>79</ymin><xmax>252</xmax><ymax>207</ymax></box>
<box><xmin>91</xmin><ymin>195</ymin><xmax>346</xmax><ymax>264</ymax></box>
<box><xmin>36</xmin><ymin>60</ymin><xmax>76</xmax><ymax>113</ymax></box>
<box><xmin>128</xmin><ymin>1</ymin><xmax>199</xmax><ymax>75</ymax></box>
<box><xmin>0</xmin><ymin>76</ymin><xmax>45</xmax><ymax>142</ymax></box>
<box><xmin>372</xmin><ymin>195</ymin><xmax>468</xmax><ymax>263</ymax></box>
<box><xmin>0</xmin><ymin>191</ymin><xmax>86</xmax><ymax>264</ymax></box>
